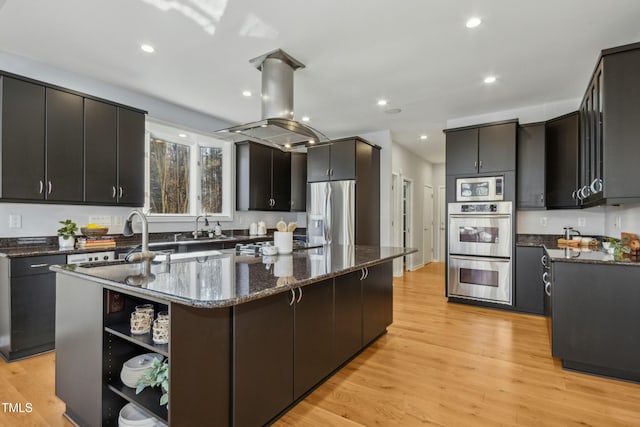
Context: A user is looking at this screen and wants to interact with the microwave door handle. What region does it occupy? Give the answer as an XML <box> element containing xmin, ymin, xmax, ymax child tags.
<box><xmin>324</xmin><ymin>183</ymin><xmax>332</xmax><ymax>244</ymax></box>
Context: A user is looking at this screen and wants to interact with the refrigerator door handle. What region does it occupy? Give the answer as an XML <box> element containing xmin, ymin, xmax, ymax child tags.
<box><xmin>324</xmin><ymin>183</ymin><xmax>332</xmax><ymax>244</ymax></box>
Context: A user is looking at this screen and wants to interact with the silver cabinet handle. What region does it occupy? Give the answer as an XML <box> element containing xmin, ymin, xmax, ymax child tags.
<box><xmin>542</xmin><ymin>271</ymin><xmax>550</xmax><ymax>285</ymax></box>
<box><xmin>479</xmin><ymin>160</ymin><xmax>483</xmax><ymax>169</ymax></box>
<box><xmin>39</xmin><ymin>180</ymin><xmax>44</xmax><ymax>194</ymax></box>
<box><xmin>296</xmin><ymin>287</ymin><xmax>303</xmax><ymax>303</ymax></box>
<box><xmin>580</xmin><ymin>186</ymin><xmax>591</xmax><ymax>199</ymax></box>
<box><xmin>540</xmin><ymin>193</ymin><xmax>544</xmax><ymax>203</ymax></box>
<box><xmin>572</xmin><ymin>191</ymin><xmax>578</xmax><ymax>200</ymax></box>
<box><xmin>474</xmin><ymin>160</ymin><xmax>477</xmax><ymax>168</ymax></box>
<box><xmin>540</xmin><ymin>254</ymin><xmax>547</xmax><ymax>267</ymax></box>
<box><xmin>545</xmin><ymin>282</ymin><xmax>551</xmax><ymax>297</ymax></box>
<box><xmin>48</xmin><ymin>181</ymin><xmax>52</xmax><ymax>194</ymax></box>
<box><xmin>30</xmin><ymin>263</ymin><xmax>49</xmax><ymax>268</ymax></box>
<box><xmin>289</xmin><ymin>289</ymin><xmax>295</xmax><ymax>306</ymax></box>
<box><xmin>360</xmin><ymin>268</ymin><xmax>365</xmax><ymax>281</ymax></box>
<box><xmin>326</xmin><ymin>169</ymin><xmax>330</xmax><ymax>176</ymax></box>
<box><xmin>112</xmin><ymin>186</ymin><xmax>117</xmax><ymax>199</ymax></box>
<box><xmin>364</xmin><ymin>267</ymin><xmax>369</xmax><ymax>280</ymax></box>
<box><xmin>330</xmin><ymin>169</ymin><xmax>333</xmax><ymax>176</ymax></box>
<box><xmin>590</xmin><ymin>178</ymin><xmax>603</xmax><ymax>194</ymax></box>
<box><xmin>119</xmin><ymin>186</ymin><xmax>123</xmax><ymax>198</ymax></box>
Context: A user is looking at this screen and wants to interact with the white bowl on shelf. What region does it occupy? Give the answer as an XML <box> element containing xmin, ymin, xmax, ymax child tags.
<box><xmin>118</xmin><ymin>402</ymin><xmax>166</xmax><ymax>427</ymax></box>
<box><xmin>120</xmin><ymin>353</ymin><xmax>164</xmax><ymax>388</ymax></box>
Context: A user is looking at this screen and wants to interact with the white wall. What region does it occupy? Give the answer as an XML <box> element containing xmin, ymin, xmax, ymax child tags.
<box><xmin>391</xmin><ymin>143</ymin><xmax>434</xmax><ymax>270</ymax></box>
<box><xmin>604</xmin><ymin>203</ymin><xmax>640</xmax><ymax>237</ymax></box>
<box><xmin>432</xmin><ymin>164</ymin><xmax>446</xmax><ymax>261</ymax></box>
<box><xmin>516</xmin><ymin>208</ymin><xmax>605</xmax><ymax>236</ymax></box>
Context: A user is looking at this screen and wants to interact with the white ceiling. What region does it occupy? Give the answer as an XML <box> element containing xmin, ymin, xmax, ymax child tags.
<box><xmin>1</xmin><ymin>0</ymin><xmax>639</xmax><ymax>164</ymax></box>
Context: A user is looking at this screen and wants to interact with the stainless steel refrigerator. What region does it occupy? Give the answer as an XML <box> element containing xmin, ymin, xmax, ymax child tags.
<box><xmin>307</xmin><ymin>180</ymin><xmax>355</xmax><ymax>246</ymax></box>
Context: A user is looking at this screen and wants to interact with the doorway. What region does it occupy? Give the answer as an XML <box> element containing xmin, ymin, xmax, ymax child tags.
<box><xmin>391</xmin><ymin>173</ymin><xmax>402</xmax><ymax>276</ymax></box>
<box><xmin>438</xmin><ymin>185</ymin><xmax>446</xmax><ymax>261</ymax></box>
<box><xmin>423</xmin><ymin>185</ymin><xmax>434</xmax><ymax>265</ymax></box>
<box><xmin>402</xmin><ymin>178</ymin><xmax>413</xmax><ymax>270</ymax></box>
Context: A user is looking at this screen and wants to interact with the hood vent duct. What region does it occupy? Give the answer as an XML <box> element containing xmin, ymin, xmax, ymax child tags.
<box><xmin>216</xmin><ymin>49</ymin><xmax>329</xmax><ymax>150</ymax></box>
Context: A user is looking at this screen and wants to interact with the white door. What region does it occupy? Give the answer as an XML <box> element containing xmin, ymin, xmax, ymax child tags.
<box><xmin>391</xmin><ymin>173</ymin><xmax>403</xmax><ymax>276</ymax></box>
<box><xmin>438</xmin><ymin>185</ymin><xmax>446</xmax><ymax>261</ymax></box>
<box><xmin>423</xmin><ymin>185</ymin><xmax>434</xmax><ymax>265</ymax></box>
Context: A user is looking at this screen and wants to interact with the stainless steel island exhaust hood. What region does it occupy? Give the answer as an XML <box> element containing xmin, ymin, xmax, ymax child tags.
<box><xmin>216</xmin><ymin>49</ymin><xmax>330</xmax><ymax>150</ymax></box>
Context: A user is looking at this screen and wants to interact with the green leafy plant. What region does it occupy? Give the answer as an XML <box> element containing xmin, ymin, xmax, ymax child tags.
<box><xmin>604</xmin><ymin>237</ymin><xmax>631</xmax><ymax>260</ymax></box>
<box><xmin>136</xmin><ymin>358</ymin><xmax>169</xmax><ymax>407</ymax></box>
<box><xmin>57</xmin><ymin>219</ymin><xmax>78</xmax><ymax>240</ymax></box>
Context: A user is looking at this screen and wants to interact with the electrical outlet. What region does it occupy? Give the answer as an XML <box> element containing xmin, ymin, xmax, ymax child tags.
<box><xmin>88</xmin><ymin>215</ymin><xmax>112</xmax><ymax>226</ymax></box>
<box><xmin>614</xmin><ymin>216</ymin><xmax>622</xmax><ymax>230</ymax></box>
<box><xmin>540</xmin><ymin>217</ymin><xmax>548</xmax><ymax>227</ymax></box>
<box><xmin>577</xmin><ymin>217</ymin><xmax>586</xmax><ymax>227</ymax></box>
<box><xmin>113</xmin><ymin>216</ymin><xmax>124</xmax><ymax>227</ymax></box>
<box><xmin>9</xmin><ymin>214</ymin><xmax>21</xmax><ymax>229</ymax></box>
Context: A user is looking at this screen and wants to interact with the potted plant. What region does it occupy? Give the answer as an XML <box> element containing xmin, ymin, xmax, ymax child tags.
<box><xmin>136</xmin><ymin>358</ymin><xmax>169</xmax><ymax>407</ymax></box>
<box><xmin>57</xmin><ymin>219</ymin><xmax>78</xmax><ymax>249</ymax></box>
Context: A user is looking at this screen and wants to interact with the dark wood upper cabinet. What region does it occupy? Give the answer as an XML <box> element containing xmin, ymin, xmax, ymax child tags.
<box><xmin>445</xmin><ymin>121</ymin><xmax>516</xmax><ymax>176</ymax></box>
<box><xmin>236</xmin><ymin>142</ymin><xmax>291</xmax><ymax>211</ymax></box>
<box><xmin>545</xmin><ymin>112</ymin><xmax>580</xmax><ymax>209</ymax></box>
<box><xmin>117</xmin><ymin>107</ymin><xmax>145</xmax><ymax>205</ymax></box>
<box><xmin>517</xmin><ymin>123</ymin><xmax>546</xmax><ymax>209</ymax></box>
<box><xmin>306</xmin><ymin>144</ymin><xmax>331</xmax><ymax>182</ymax></box>
<box><xmin>290</xmin><ymin>153</ymin><xmax>307</xmax><ymax>212</ymax></box>
<box><xmin>307</xmin><ymin>138</ymin><xmax>356</xmax><ymax>182</ymax></box>
<box><xmin>46</xmin><ymin>88</ymin><xmax>84</xmax><ymax>202</ymax></box>
<box><xmin>84</xmin><ymin>99</ymin><xmax>118</xmax><ymax>204</ymax></box>
<box><xmin>0</xmin><ymin>76</ymin><xmax>46</xmax><ymax>200</ymax></box>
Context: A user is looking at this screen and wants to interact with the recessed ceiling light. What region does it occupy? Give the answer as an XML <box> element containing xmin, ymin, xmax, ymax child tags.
<box><xmin>284</xmin><ymin>143</ymin><xmax>292</xmax><ymax>148</ymax></box>
<box><xmin>178</xmin><ymin>133</ymin><xmax>187</xmax><ymax>138</ymax></box>
<box><xmin>385</xmin><ymin>108</ymin><xmax>402</xmax><ymax>114</ymax></box>
<box><xmin>140</xmin><ymin>44</ymin><xmax>155</xmax><ymax>53</ymax></box>
<box><xmin>420</xmin><ymin>135</ymin><xmax>428</xmax><ymax>140</ymax></box>
<box><xmin>466</xmin><ymin>17</ymin><xmax>482</xmax><ymax>28</ymax></box>
<box><xmin>377</xmin><ymin>99</ymin><xmax>388</xmax><ymax>106</ymax></box>
<box><xmin>242</xmin><ymin>90</ymin><xmax>252</xmax><ymax>97</ymax></box>
<box><xmin>308</xmin><ymin>139</ymin><xmax>315</xmax><ymax>144</ymax></box>
<box><xmin>301</xmin><ymin>116</ymin><xmax>310</xmax><ymax>122</ymax></box>
<box><xmin>484</xmin><ymin>76</ymin><xmax>497</xmax><ymax>84</ymax></box>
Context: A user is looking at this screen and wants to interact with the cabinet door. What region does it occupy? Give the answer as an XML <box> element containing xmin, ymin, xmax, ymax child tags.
<box><xmin>478</xmin><ymin>122</ymin><xmax>516</xmax><ymax>173</ymax></box>
<box><xmin>294</xmin><ymin>280</ymin><xmax>334</xmax><ymax>399</ymax></box>
<box><xmin>517</xmin><ymin>124</ymin><xmax>546</xmax><ymax>208</ymax></box>
<box><xmin>85</xmin><ymin>99</ymin><xmax>117</xmax><ymax>203</ymax></box>
<box><xmin>45</xmin><ymin>88</ymin><xmax>84</xmax><ymax>202</ymax></box>
<box><xmin>233</xmin><ymin>292</ymin><xmax>293</xmax><ymax>427</ymax></box>
<box><xmin>356</xmin><ymin>142</ymin><xmax>380</xmax><ymax>245</ymax></box>
<box><xmin>117</xmin><ymin>108</ymin><xmax>145</xmax><ymax>205</ymax></box>
<box><xmin>248</xmin><ymin>143</ymin><xmax>272</xmax><ymax>210</ymax></box>
<box><xmin>515</xmin><ymin>246</ymin><xmax>544</xmax><ymax>314</ymax></box>
<box><xmin>445</xmin><ymin>128</ymin><xmax>478</xmax><ymax>175</ymax></box>
<box><xmin>10</xmin><ymin>273</ymin><xmax>56</xmax><ymax>352</ymax></box>
<box><xmin>329</xmin><ymin>139</ymin><xmax>356</xmax><ymax>180</ymax></box>
<box><xmin>307</xmin><ymin>144</ymin><xmax>331</xmax><ymax>182</ymax></box>
<box><xmin>290</xmin><ymin>153</ymin><xmax>307</xmax><ymax>211</ymax></box>
<box><xmin>271</xmin><ymin>148</ymin><xmax>291</xmax><ymax>211</ymax></box>
<box><xmin>362</xmin><ymin>262</ymin><xmax>393</xmax><ymax>345</ymax></box>
<box><xmin>334</xmin><ymin>271</ymin><xmax>362</xmax><ymax>364</ymax></box>
<box><xmin>1</xmin><ymin>76</ymin><xmax>46</xmax><ymax>200</ymax></box>
<box><xmin>546</xmin><ymin>112</ymin><xmax>579</xmax><ymax>209</ymax></box>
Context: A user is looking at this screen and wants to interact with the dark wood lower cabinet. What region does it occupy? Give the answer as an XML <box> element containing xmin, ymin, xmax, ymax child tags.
<box><xmin>515</xmin><ymin>246</ymin><xmax>545</xmax><ymax>315</ymax></box>
<box><xmin>334</xmin><ymin>271</ymin><xmax>363</xmax><ymax>364</ymax></box>
<box><xmin>233</xmin><ymin>291</ymin><xmax>294</xmax><ymax>427</ymax></box>
<box><xmin>294</xmin><ymin>279</ymin><xmax>334</xmax><ymax>399</ymax></box>
<box><xmin>551</xmin><ymin>261</ymin><xmax>640</xmax><ymax>381</ymax></box>
<box><xmin>362</xmin><ymin>262</ymin><xmax>393</xmax><ymax>345</ymax></box>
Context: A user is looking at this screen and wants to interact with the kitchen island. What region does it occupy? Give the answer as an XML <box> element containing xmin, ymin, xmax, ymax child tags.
<box><xmin>51</xmin><ymin>244</ymin><xmax>413</xmax><ymax>427</ymax></box>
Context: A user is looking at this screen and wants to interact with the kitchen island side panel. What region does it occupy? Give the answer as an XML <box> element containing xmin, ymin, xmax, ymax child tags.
<box><xmin>55</xmin><ymin>273</ymin><xmax>103</xmax><ymax>427</ymax></box>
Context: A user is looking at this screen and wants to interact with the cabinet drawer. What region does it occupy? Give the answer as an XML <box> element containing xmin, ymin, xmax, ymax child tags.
<box><xmin>11</xmin><ymin>255</ymin><xmax>66</xmax><ymax>277</ymax></box>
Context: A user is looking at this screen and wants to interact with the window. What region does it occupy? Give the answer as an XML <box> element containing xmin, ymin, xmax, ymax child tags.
<box><xmin>145</xmin><ymin>120</ymin><xmax>232</xmax><ymax>220</ymax></box>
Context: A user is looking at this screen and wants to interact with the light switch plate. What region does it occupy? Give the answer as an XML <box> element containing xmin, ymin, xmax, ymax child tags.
<box><xmin>88</xmin><ymin>215</ymin><xmax>112</xmax><ymax>226</ymax></box>
<box><xmin>577</xmin><ymin>217</ymin><xmax>586</xmax><ymax>227</ymax></box>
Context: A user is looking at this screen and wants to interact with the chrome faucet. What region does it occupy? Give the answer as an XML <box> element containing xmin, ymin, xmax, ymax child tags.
<box><xmin>193</xmin><ymin>214</ymin><xmax>209</xmax><ymax>239</ymax></box>
<box><xmin>123</xmin><ymin>209</ymin><xmax>155</xmax><ymax>262</ymax></box>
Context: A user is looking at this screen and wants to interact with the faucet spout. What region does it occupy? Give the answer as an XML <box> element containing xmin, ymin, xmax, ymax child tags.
<box><xmin>123</xmin><ymin>210</ymin><xmax>155</xmax><ymax>262</ymax></box>
<box><xmin>193</xmin><ymin>214</ymin><xmax>210</xmax><ymax>239</ymax></box>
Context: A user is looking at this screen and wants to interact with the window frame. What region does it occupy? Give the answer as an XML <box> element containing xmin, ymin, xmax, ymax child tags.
<box><xmin>144</xmin><ymin>119</ymin><xmax>234</xmax><ymax>222</ymax></box>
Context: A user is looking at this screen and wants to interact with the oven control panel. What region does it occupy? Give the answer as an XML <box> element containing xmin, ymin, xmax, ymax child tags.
<box><xmin>460</xmin><ymin>204</ymin><xmax>497</xmax><ymax>213</ymax></box>
<box><xmin>448</xmin><ymin>201</ymin><xmax>512</xmax><ymax>215</ymax></box>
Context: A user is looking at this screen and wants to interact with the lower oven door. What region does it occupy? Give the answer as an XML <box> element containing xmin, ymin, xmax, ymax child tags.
<box><xmin>448</xmin><ymin>255</ymin><xmax>511</xmax><ymax>304</ymax></box>
<box><xmin>448</xmin><ymin>214</ymin><xmax>511</xmax><ymax>257</ymax></box>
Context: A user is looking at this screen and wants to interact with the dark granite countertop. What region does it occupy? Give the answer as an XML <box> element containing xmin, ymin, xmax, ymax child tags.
<box><xmin>517</xmin><ymin>234</ymin><xmax>640</xmax><ymax>266</ymax></box>
<box><xmin>51</xmin><ymin>245</ymin><xmax>415</xmax><ymax>308</ymax></box>
<box><xmin>0</xmin><ymin>232</ymin><xmax>282</xmax><ymax>258</ymax></box>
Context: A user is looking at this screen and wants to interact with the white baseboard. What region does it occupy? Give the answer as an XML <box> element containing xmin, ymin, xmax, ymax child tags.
<box><xmin>408</xmin><ymin>263</ymin><xmax>424</xmax><ymax>272</ymax></box>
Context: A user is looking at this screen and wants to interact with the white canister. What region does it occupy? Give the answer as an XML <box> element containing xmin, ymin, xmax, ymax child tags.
<box><xmin>249</xmin><ymin>222</ymin><xmax>258</xmax><ymax>236</ymax></box>
<box><xmin>274</xmin><ymin>231</ymin><xmax>293</xmax><ymax>254</ymax></box>
<box><xmin>258</xmin><ymin>221</ymin><xmax>267</xmax><ymax>235</ymax></box>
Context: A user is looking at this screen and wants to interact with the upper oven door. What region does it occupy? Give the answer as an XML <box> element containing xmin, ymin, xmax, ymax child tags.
<box><xmin>448</xmin><ymin>213</ymin><xmax>511</xmax><ymax>257</ymax></box>
<box><xmin>456</xmin><ymin>176</ymin><xmax>504</xmax><ymax>202</ymax></box>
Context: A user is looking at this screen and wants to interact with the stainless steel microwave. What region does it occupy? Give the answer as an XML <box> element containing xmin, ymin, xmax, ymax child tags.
<box><xmin>456</xmin><ymin>176</ymin><xmax>504</xmax><ymax>202</ymax></box>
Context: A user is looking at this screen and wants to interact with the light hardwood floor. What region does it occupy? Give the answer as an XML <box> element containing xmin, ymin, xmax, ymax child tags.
<box><xmin>2</xmin><ymin>263</ymin><xmax>640</xmax><ymax>426</ymax></box>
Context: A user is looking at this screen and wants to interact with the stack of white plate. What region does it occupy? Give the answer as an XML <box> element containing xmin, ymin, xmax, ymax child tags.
<box><xmin>118</xmin><ymin>403</ymin><xmax>166</xmax><ymax>427</ymax></box>
<box><xmin>120</xmin><ymin>353</ymin><xmax>164</xmax><ymax>388</ymax></box>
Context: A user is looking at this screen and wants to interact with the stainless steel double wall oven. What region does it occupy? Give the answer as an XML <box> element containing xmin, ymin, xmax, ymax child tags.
<box><xmin>447</xmin><ymin>176</ymin><xmax>513</xmax><ymax>305</ymax></box>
